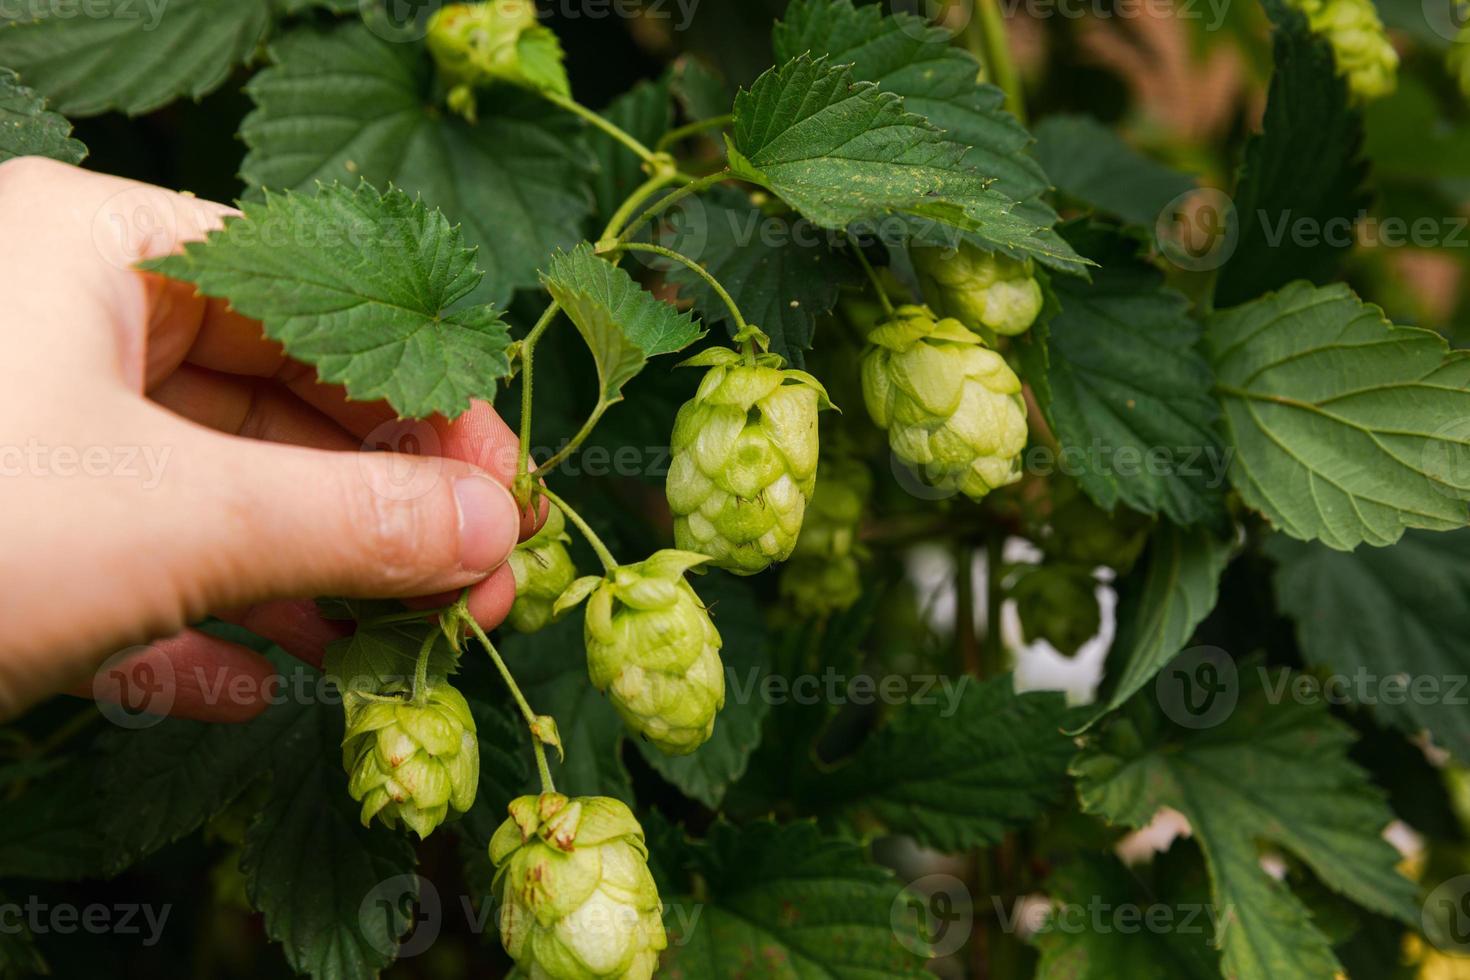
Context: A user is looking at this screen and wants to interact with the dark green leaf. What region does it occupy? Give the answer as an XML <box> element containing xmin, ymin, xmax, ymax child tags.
<box><xmin>242</xmin><ymin>22</ymin><xmax>594</xmax><ymax>306</ymax></box>
<box><xmin>0</xmin><ymin>68</ymin><xmax>84</xmax><ymax>163</ymax></box>
<box><xmin>1213</xmin><ymin>0</ymin><xmax>1367</xmax><ymax>306</ymax></box>
<box><xmin>151</xmin><ymin>182</ymin><xmax>511</xmax><ymax>420</ymax></box>
<box><xmin>1086</xmin><ymin>522</ymin><xmax>1234</xmax><ymax>724</ymax></box>
<box><xmin>1074</xmin><ymin>667</ymin><xmax>1419</xmax><ymax>980</ymax></box>
<box><xmin>242</xmin><ymin>694</ymin><xmax>419</xmax><ymax>980</ymax></box>
<box><xmin>0</xmin><ymin>888</ymin><xmax>46</xmax><ymax>978</ymax></box>
<box><xmin>1033</xmin><ymin>114</ymin><xmax>1197</xmax><ymax>227</ymax></box>
<box><xmin>1019</xmin><ymin>225</ymin><xmax>1228</xmax><ymax>527</ymax></box>
<box><xmin>661</xmin><ymin>820</ymin><xmax>930</xmax><ymax>978</ymax></box>
<box><xmin>0</xmin><ymin>0</ymin><xmax>271</xmax><ymax>116</ymax></box>
<box><xmin>1207</xmin><ymin>281</ymin><xmax>1470</xmax><ymax>550</ymax></box>
<box><xmin>1268</xmin><ymin>529</ymin><xmax>1470</xmax><ymax>762</ymax></box>
<box><xmin>805</xmin><ymin>674</ymin><xmax>1077</xmax><ymax>851</ymax></box>
<box><xmin>0</xmin><ymin>753</ymin><xmax>107</xmax><ymax>880</ymax></box>
<box><xmin>663</xmin><ymin>186</ymin><xmax>857</xmax><ymax>367</ymax></box>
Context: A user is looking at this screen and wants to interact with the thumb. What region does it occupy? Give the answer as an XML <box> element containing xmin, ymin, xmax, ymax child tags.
<box><xmin>159</xmin><ymin>422</ymin><xmax>523</xmax><ymax>611</ymax></box>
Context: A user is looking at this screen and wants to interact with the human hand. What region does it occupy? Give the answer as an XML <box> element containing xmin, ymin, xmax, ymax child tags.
<box><xmin>0</xmin><ymin>158</ymin><xmax>540</xmax><ymax>723</ymax></box>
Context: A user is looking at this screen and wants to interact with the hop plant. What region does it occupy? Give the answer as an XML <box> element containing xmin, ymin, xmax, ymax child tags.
<box><xmin>913</xmin><ymin>242</ymin><xmax>1044</xmax><ymax>339</ymax></box>
<box><xmin>559</xmin><ymin>550</ymin><xmax>725</xmax><ymax>755</ymax></box>
<box><xmin>508</xmin><ymin>504</ymin><xmax>578</xmax><ymax>633</ymax></box>
<box><xmin>779</xmin><ymin>457</ymin><xmax>872</xmax><ymax>616</ymax></box>
<box><xmin>1289</xmin><ymin>0</ymin><xmax>1398</xmax><ymax>101</ymax></box>
<box><xmin>490</xmin><ymin>792</ymin><xmax>667</xmax><ymax>980</ymax></box>
<box><xmin>861</xmin><ymin>305</ymin><xmax>1028</xmax><ymax>500</ymax></box>
<box><xmin>666</xmin><ymin>345</ymin><xmax>832</xmax><ymax>575</ymax></box>
<box><xmin>341</xmin><ymin>680</ymin><xmax>479</xmax><ymax>839</ymax></box>
<box><xmin>1450</xmin><ymin>19</ymin><xmax>1470</xmax><ymax>99</ymax></box>
<box><xmin>1012</xmin><ymin>564</ymin><xmax>1102</xmax><ymax>657</ymax></box>
<box><xmin>426</xmin><ymin>0</ymin><xmax>569</xmax><ymax>121</ymax></box>
<box><xmin>1040</xmin><ymin>478</ymin><xmax>1153</xmax><ymax>574</ymax></box>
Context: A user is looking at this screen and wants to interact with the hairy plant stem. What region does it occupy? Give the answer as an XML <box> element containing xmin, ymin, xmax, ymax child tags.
<box><xmin>654</xmin><ymin>114</ymin><xmax>734</xmax><ymax>152</ymax></box>
<box><xmin>611</xmin><ymin>169</ymin><xmax>731</xmax><ymax>247</ymax></box>
<box><xmin>536</xmin><ymin>484</ymin><xmax>618</xmax><ymax>573</ymax></box>
<box><xmin>513</xmin><ymin>300</ymin><xmax>562</xmax><ymax>506</ymax></box>
<box><xmin>608</xmin><ymin>240</ymin><xmax>751</xmax><ymax>336</ymax></box>
<box><xmin>535</xmin><ymin>403</ymin><xmax>610</xmax><ymax>477</ymax></box>
<box><xmin>969</xmin><ymin>0</ymin><xmax>1024</xmax><ymax>123</ymax></box>
<box><xmin>411</xmin><ymin>628</ymin><xmax>437</xmax><ymax>705</ymax></box>
<box><xmin>848</xmin><ymin>239</ymin><xmax>896</xmax><ymax>316</ymax></box>
<box><xmin>464</xmin><ymin>615</ymin><xmax>556</xmax><ymax>794</ymax></box>
<box><xmin>542</xmin><ymin>89</ymin><xmax>658</xmax><ymax>164</ymax></box>
<box><xmin>601</xmin><ymin>170</ymin><xmax>682</xmax><ymax>242</ymax></box>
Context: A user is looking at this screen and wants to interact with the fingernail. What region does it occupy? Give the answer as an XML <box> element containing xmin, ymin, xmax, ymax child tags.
<box><xmin>455</xmin><ymin>475</ymin><xmax>520</xmax><ymax>574</ymax></box>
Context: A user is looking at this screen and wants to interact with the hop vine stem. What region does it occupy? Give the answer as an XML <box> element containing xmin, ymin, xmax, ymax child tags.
<box><xmin>542</xmin><ymin>89</ymin><xmax>659</xmax><ymax>164</ymax></box>
<box><xmin>607</xmin><ymin>241</ymin><xmax>752</xmax><ymax>337</ymax></box>
<box><xmin>462</xmin><ymin>614</ymin><xmax>556</xmax><ymax>794</ymax></box>
<box><xmin>536</xmin><ymin>484</ymin><xmax>618</xmax><ymax>573</ymax></box>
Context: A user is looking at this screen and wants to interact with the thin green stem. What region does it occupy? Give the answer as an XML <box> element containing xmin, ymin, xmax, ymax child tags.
<box><xmin>514</xmin><ymin>301</ymin><xmax>562</xmax><ymax>504</ymax></box>
<box><xmin>536</xmin><ymin>401</ymin><xmax>610</xmax><ymax>476</ymax></box>
<box><xmin>654</xmin><ymin>114</ymin><xmax>733</xmax><ymax>152</ymax></box>
<box><xmin>610</xmin><ymin>241</ymin><xmax>750</xmax><ymax>335</ymax></box>
<box><xmin>982</xmin><ymin>531</ymin><xmax>1005</xmax><ymax>677</ymax></box>
<box><xmin>848</xmin><ymin>240</ymin><xmax>895</xmax><ymax>316</ymax></box>
<box><xmin>600</xmin><ymin>170</ymin><xmax>682</xmax><ymax>241</ymax></box>
<box><xmin>464</xmin><ymin>616</ymin><xmax>557</xmax><ymax>795</ymax></box>
<box><xmin>411</xmin><ymin>628</ymin><xmax>436</xmax><ymax>705</ymax></box>
<box><xmin>542</xmin><ymin>89</ymin><xmax>657</xmax><ymax>164</ymax></box>
<box><xmin>969</xmin><ymin>0</ymin><xmax>1024</xmax><ymax>124</ymax></box>
<box><xmin>611</xmin><ymin>169</ymin><xmax>730</xmax><ymax>246</ymax></box>
<box><xmin>537</xmin><ymin>485</ymin><xmax>618</xmax><ymax>572</ymax></box>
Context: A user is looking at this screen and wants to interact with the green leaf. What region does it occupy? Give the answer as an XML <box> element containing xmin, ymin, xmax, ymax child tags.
<box><xmin>151</xmin><ymin>182</ymin><xmax>511</xmax><ymax>420</ymax></box>
<box><xmin>661</xmin><ymin>820</ymin><xmax>930</xmax><ymax>978</ymax></box>
<box><xmin>802</xmin><ymin>674</ymin><xmax>1076</xmax><ymax>851</ymax></box>
<box><xmin>1033</xmin><ymin>849</ymin><xmax>1221</xmax><ymax>979</ymax></box>
<box><xmin>771</xmin><ymin>0</ymin><xmax>1082</xmax><ymax>274</ymax></box>
<box><xmin>0</xmin><ymin>68</ymin><xmax>84</xmax><ymax>163</ymax></box>
<box><xmin>663</xmin><ymin>186</ymin><xmax>857</xmax><ymax>367</ymax></box>
<box><xmin>728</xmin><ymin>54</ymin><xmax>1077</xmax><ymax>270</ymax></box>
<box><xmin>1033</xmin><ymin>115</ymin><xmax>1197</xmax><ymax>227</ymax></box>
<box><xmin>0</xmin><ymin>888</ymin><xmax>46</xmax><ymax>978</ymax></box>
<box><xmin>323</xmin><ymin>619</ymin><xmax>461</xmax><ymax>694</ymax></box>
<box><xmin>669</xmin><ymin>55</ymin><xmax>731</xmax><ymax>123</ymax></box>
<box><xmin>634</xmin><ymin>572</ymin><xmax>771</xmax><ymax>809</ymax></box>
<box><xmin>1073</xmin><ymin>667</ymin><xmax>1419</xmax><ymax>980</ymax></box>
<box><xmin>242</xmin><ymin>694</ymin><xmax>419</xmax><ymax>980</ymax></box>
<box><xmin>0</xmin><ymin>754</ymin><xmax>107</xmax><ymax>880</ymax></box>
<box><xmin>242</xmin><ymin>22</ymin><xmax>594</xmax><ymax>306</ymax></box>
<box><xmin>0</xmin><ymin>0</ymin><xmax>271</xmax><ymax>116</ymax></box>
<box><xmin>1019</xmin><ymin>225</ymin><xmax>1228</xmax><ymax>527</ymax></box>
<box><xmin>96</xmin><ymin>688</ymin><xmax>312</xmax><ymax>874</ymax></box>
<box><xmin>1268</xmin><ymin>529</ymin><xmax>1470</xmax><ymax>762</ymax></box>
<box><xmin>587</xmin><ymin>77</ymin><xmax>671</xmax><ymax>229</ymax></box>
<box><xmin>540</xmin><ymin>242</ymin><xmax>702</xmax><ymax>404</ymax></box>
<box><xmin>1213</xmin><ymin>0</ymin><xmax>1367</xmax><ymax>307</ymax></box>
<box><xmin>1206</xmin><ymin>281</ymin><xmax>1470</xmax><ymax>550</ymax></box>
<box><xmin>1085</xmin><ymin>522</ymin><xmax>1234</xmax><ymax>725</ymax></box>
<box><xmin>505</xmin><ymin>610</ymin><xmax>631</xmax><ymax>802</ymax></box>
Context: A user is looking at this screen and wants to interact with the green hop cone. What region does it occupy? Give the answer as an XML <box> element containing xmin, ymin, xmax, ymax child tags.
<box><xmin>667</xmin><ymin>346</ymin><xmax>832</xmax><ymax>575</ymax></box>
<box><xmin>1291</xmin><ymin>0</ymin><xmax>1398</xmax><ymax>101</ymax></box>
<box><xmin>1041</xmin><ymin>478</ymin><xmax>1153</xmax><ymax>574</ymax></box>
<box><xmin>490</xmin><ymin>792</ymin><xmax>667</xmax><ymax>980</ymax></box>
<box><xmin>1012</xmin><ymin>564</ymin><xmax>1101</xmax><ymax>657</ymax></box>
<box><xmin>426</xmin><ymin>0</ymin><xmax>570</xmax><ymax>121</ymax></box>
<box><xmin>561</xmin><ymin>550</ymin><xmax>725</xmax><ymax>755</ymax></box>
<box><xmin>861</xmin><ymin>305</ymin><xmax>1028</xmax><ymax>500</ymax></box>
<box><xmin>913</xmin><ymin>242</ymin><xmax>1044</xmax><ymax>339</ymax></box>
<box><xmin>508</xmin><ymin>505</ymin><xmax>578</xmax><ymax>633</ymax></box>
<box><xmin>342</xmin><ymin>680</ymin><xmax>479</xmax><ymax>838</ymax></box>
<box><xmin>1449</xmin><ymin>19</ymin><xmax>1470</xmax><ymax>100</ymax></box>
<box><xmin>779</xmin><ymin>458</ymin><xmax>872</xmax><ymax>615</ymax></box>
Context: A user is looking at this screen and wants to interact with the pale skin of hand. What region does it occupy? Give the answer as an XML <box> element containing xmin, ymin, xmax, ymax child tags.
<box><xmin>0</xmin><ymin>158</ymin><xmax>542</xmax><ymax>723</ymax></box>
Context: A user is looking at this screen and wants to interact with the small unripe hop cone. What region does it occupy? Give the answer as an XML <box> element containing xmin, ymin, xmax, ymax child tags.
<box><xmin>666</xmin><ymin>346</ymin><xmax>833</xmax><ymax>575</ymax></box>
<box><xmin>779</xmin><ymin>457</ymin><xmax>872</xmax><ymax>616</ymax></box>
<box><xmin>912</xmin><ymin>242</ymin><xmax>1044</xmax><ymax>340</ymax></box>
<box><xmin>508</xmin><ymin>504</ymin><xmax>579</xmax><ymax>633</ymax></box>
<box><xmin>490</xmin><ymin>792</ymin><xmax>667</xmax><ymax>980</ymax></box>
<box><xmin>556</xmin><ymin>551</ymin><xmax>725</xmax><ymax>755</ymax></box>
<box><xmin>861</xmin><ymin>305</ymin><xmax>1028</xmax><ymax>500</ymax></box>
<box><xmin>341</xmin><ymin>680</ymin><xmax>480</xmax><ymax>839</ymax></box>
